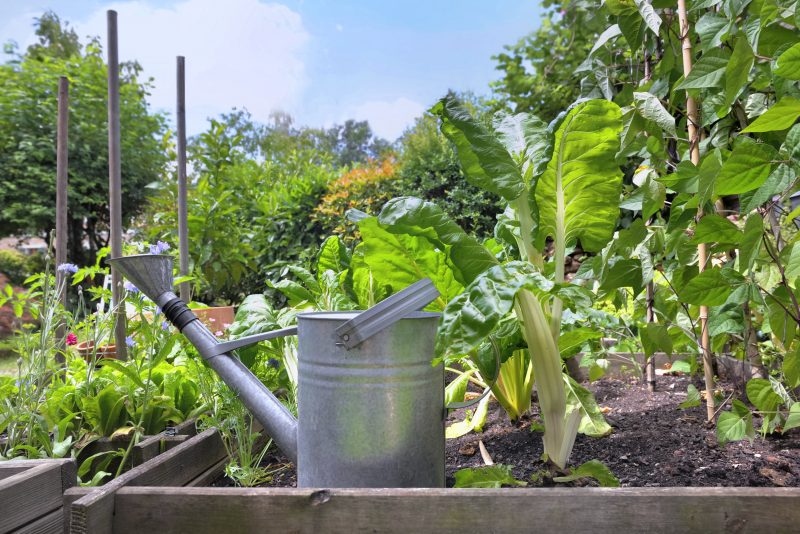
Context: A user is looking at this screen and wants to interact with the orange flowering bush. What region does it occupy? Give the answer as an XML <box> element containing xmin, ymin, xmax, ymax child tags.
<box><xmin>313</xmin><ymin>158</ymin><xmax>401</xmax><ymax>242</ymax></box>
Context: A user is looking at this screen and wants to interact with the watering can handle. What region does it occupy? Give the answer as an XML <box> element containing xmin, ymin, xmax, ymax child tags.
<box><xmin>207</xmin><ymin>326</ymin><xmax>298</xmax><ymax>357</ymax></box>
<box><xmin>335</xmin><ymin>278</ymin><xmax>440</xmax><ymax>350</ymax></box>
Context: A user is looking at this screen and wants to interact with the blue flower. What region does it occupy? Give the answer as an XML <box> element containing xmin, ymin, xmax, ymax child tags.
<box><xmin>155</xmin><ymin>306</ymin><xmax>161</xmax><ymax>315</ymax></box>
<box><xmin>125</xmin><ymin>336</ymin><xmax>136</xmax><ymax>347</ymax></box>
<box><xmin>161</xmin><ymin>321</ymin><xmax>170</xmax><ymax>331</ymax></box>
<box><xmin>267</xmin><ymin>358</ymin><xmax>281</xmax><ymax>369</ymax></box>
<box><xmin>149</xmin><ymin>241</ymin><xmax>171</xmax><ymax>254</ymax></box>
<box><xmin>123</xmin><ymin>281</ymin><xmax>138</xmax><ymax>293</ymax></box>
<box><xmin>57</xmin><ymin>263</ymin><xmax>78</xmax><ymax>274</ymax></box>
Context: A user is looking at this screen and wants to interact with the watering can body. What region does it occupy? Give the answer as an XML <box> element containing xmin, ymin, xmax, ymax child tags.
<box><xmin>296</xmin><ymin>311</ymin><xmax>444</xmax><ymax>487</ymax></box>
<box><xmin>109</xmin><ymin>255</ymin><xmax>445</xmax><ymax>488</ymax></box>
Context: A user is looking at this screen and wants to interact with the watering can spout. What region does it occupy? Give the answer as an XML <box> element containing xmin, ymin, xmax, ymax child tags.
<box><xmin>108</xmin><ymin>254</ymin><xmax>299</xmax><ymax>463</ymax></box>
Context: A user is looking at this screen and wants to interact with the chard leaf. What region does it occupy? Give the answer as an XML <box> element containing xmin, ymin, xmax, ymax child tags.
<box><xmin>535</xmin><ymin>99</ymin><xmax>623</xmax><ymax>253</ymax></box>
<box><xmin>358</xmin><ymin>216</ymin><xmax>462</xmax><ymax>310</ymax></box>
<box><xmin>742</xmin><ymin>96</ymin><xmax>800</xmax><ymax>132</ymax></box>
<box><xmin>492</xmin><ymin>112</ymin><xmax>553</xmax><ymax>178</ymax></box>
<box><xmin>564</xmin><ymin>375</ymin><xmax>613</xmax><ymax>437</ymax></box>
<box><xmin>316</xmin><ymin>236</ymin><xmax>350</xmax><ymax>278</ymax></box>
<box><xmin>553</xmin><ymin>459</ymin><xmax>620</xmax><ymax>487</ymax></box>
<box><xmin>717</xmin><ymin>400</ymin><xmax>755</xmax><ymax>445</ymax></box>
<box><xmin>633</xmin><ymin>0</ymin><xmax>661</xmax><ymax>35</ymax></box>
<box><xmin>435</xmin><ymin>261</ymin><xmax>551</xmax><ymax>357</ymax></box>
<box><xmin>378</xmin><ymin>196</ymin><xmax>497</xmax><ymax>286</ymax></box>
<box><xmin>445</xmin><ymin>370</ymin><xmax>472</xmax><ymax>407</ymax></box>
<box><xmin>431</xmin><ymin>95</ymin><xmax>524</xmax><ymax>201</ymax></box>
<box><xmin>453</xmin><ymin>464</ymin><xmax>527</xmax><ymax>488</ymax></box>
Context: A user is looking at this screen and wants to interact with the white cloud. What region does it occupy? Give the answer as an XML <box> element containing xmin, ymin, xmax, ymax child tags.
<box><xmin>350</xmin><ymin>97</ymin><xmax>425</xmax><ymax>141</ymax></box>
<box><xmin>72</xmin><ymin>0</ymin><xmax>309</xmax><ymax>133</ymax></box>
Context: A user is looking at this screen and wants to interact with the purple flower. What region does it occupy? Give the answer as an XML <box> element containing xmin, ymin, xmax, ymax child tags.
<box><xmin>149</xmin><ymin>241</ymin><xmax>171</xmax><ymax>254</ymax></box>
<box><xmin>161</xmin><ymin>321</ymin><xmax>170</xmax><ymax>331</ymax></box>
<box><xmin>123</xmin><ymin>281</ymin><xmax>138</xmax><ymax>293</ymax></box>
<box><xmin>125</xmin><ymin>336</ymin><xmax>136</xmax><ymax>347</ymax></box>
<box><xmin>57</xmin><ymin>263</ymin><xmax>78</xmax><ymax>274</ymax></box>
<box><xmin>155</xmin><ymin>306</ymin><xmax>161</xmax><ymax>315</ymax></box>
<box><xmin>267</xmin><ymin>358</ymin><xmax>281</xmax><ymax>369</ymax></box>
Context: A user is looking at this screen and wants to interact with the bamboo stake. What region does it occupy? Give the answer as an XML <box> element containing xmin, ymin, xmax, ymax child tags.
<box><xmin>54</xmin><ymin>76</ymin><xmax>69</xmax><ymax>367</ymax></box>
<box><xmin>677</xmin><ymin>0</ymin><xmax>715</xmax><ymax>421</ymax></box>
<box><xmin>643</xmin><ymin>34</ymin><xmax>656</xmax><ymax>393</ymax></box>
<box><xmin>176</xmin><ymin>56</ymin><xmax>190</xmax><ymax>303</ymax></box>
<box><xmin>107</xmin><ymin>10</ymin><xmax>127</xmax><ymax>360</ymax></box>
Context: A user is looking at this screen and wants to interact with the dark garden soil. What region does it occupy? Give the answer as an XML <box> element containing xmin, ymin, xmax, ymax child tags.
<box><xmin>213</xmin><ymin>374</ymin><xmax>800</xmax><ymax>488</ymax></box>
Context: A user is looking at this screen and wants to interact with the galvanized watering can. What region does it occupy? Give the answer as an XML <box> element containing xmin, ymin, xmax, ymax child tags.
<box><xmin>109</xmin><ymin>254</ymin><xmax>445</xmax><ymax>488</ymax></box>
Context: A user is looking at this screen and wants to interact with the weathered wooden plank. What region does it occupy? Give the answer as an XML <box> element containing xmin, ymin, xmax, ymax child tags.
<box><xmin>132</xmin><ymin>435</ymin><xmax>188</xmax><ymax>466</ymax></box>
<box><xmin>68</xmin><ymin>428</ymin><xmax>226</xmax><ymax>534</ymax></box>
<box><xmin>0</xmin><ymin>463</ymin><xmax>64</xmax><ymax>532</ymax></box>
<box><xmin>112</xmin><ymin>487</ymin><xmax>800</xmax><ymax>534</ymax></box>
<box><xmin>62</xmin><ymin>487</ymin><xmax>93</xmax><ymax>533</ymax></box>
<box><xmin>0</xmin><ymin>458</ymin><xmax>76</xmax><ymax>491</ymax></box>
<box><xmin>11</xmin><ymin>507</ymin><xmax>62</xmax><ymax>534</ymax></box>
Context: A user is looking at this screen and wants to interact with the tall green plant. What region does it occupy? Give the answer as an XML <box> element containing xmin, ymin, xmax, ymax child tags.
<box><xmin>375</xmin><ymin>95</ymin><xmax>620</xmax><ymax>468</ymax></box>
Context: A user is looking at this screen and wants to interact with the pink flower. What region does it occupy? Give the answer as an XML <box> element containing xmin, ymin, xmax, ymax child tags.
<box><xmin>215</xmin><ymin>331</ymin><xmax>223</xmax><ymax>337</ymax></box>
<box><xmin>223</xmin><ymin>323</ymin><xmax>232</xmax><ymax>330</ymax></box>
<box><xmin>208</xmin><ymin>317</ymin><xmax>216</xmax><ymax>323</ymax></box>
<box><xmin>66</xmin><ymin>333</ymin><xmax>78</xmax><ymax>346</ymax></box>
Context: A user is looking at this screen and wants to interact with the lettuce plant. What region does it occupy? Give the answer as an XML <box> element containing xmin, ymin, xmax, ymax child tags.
<box><xmin>377</xmin><ymin>95</ymin><xmax>622</xmax><ymax>468</ymax></box>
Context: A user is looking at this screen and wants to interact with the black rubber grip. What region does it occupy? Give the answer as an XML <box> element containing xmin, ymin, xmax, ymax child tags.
<box><xmin>161</xmin><ymin>296</ymin><xmax>197</xmax><ymax>332</ymax></box>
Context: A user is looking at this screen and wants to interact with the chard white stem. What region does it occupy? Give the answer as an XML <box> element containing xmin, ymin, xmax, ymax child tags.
<box><xmin>514</xmin><ymin>288</ymin><xmax>569</xmax><ymax>468</ymax></box>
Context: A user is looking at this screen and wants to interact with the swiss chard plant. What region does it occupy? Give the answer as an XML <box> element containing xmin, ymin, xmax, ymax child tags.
<box><xmin>372</xmin><ymin>95</ymin><xmax>622</xmax><ymax>468</ymax></box>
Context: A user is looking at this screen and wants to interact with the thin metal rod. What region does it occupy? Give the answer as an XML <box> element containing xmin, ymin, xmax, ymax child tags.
<box><xmin>107</xmin><ymin>10</ymin><xmax>127</xmax><ymax>360</ymax></box>
<box><xmin>176</xmin><ymin>56</ymin><xmax>190</xmax><ymax>302</ymax></box>
<box><xmin>55</xmin><ymin>76</ymin><xmax>69</xmax><ymax>366</ymax></box>
<box><xmin>677</xmin><ymin>0</ymin><xmax>714</xmax><ymax>421</ymax></box>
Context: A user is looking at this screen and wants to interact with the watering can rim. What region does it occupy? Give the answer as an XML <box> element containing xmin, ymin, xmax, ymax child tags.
<box><xmin>297</xmin><ymin>310</ymin><xmax>441</xmax><ymax>321</ymax></box>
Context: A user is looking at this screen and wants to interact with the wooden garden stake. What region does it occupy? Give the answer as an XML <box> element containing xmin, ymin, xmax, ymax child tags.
<box><xmin>55</xmin><ymin>76</ymin><xmax>69</xmax><ymax>366</ymax></box>
<box><xmin>677</xmin><ymin>0</ymin><xmax>715</xmax><ymax>421</ymax></box>
<box><xmin>107</xmin><ymin>10</ymin><xmax>127</xmax><ymax>360</ymax></box>
<box><xmin>176</xmin><ymin>56</ymin><xmax>190</xmax><ymax>303</ymax></box>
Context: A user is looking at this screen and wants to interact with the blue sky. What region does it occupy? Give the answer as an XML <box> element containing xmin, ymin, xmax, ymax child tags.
<box><xmin>1</xmin><ymin>1</ymin><xmax>542</xmax><ymax>139</ymax></box>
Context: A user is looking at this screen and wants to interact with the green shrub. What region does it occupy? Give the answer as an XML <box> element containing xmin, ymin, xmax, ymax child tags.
<box><xmin>0</xmin><ymin>249</ymin><xmax>32</xmax><ymax>284</ymax></box>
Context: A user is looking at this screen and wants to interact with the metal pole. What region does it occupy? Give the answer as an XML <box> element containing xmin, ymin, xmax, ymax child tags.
<box><xmin>176</xmin><ymin>56</ymin><xmax>190</xmax><ymax>302</ymax></box>
<box><xmin>55</xmin><ymin>76</ymin><xmax>69</xmax><ymax>366</ymax></box>
<box><xmin>107</xmin><ymin>10</ymin><xmax>127</xmax><ymax>359</ymax></box>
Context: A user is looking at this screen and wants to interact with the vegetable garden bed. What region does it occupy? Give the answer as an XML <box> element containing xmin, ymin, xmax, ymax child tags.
<box><xmin>79</xmin><ymin>486</ymin><xmax>800</xmax><ymax>534</ymax></box>
<box><xmin>0</xmin><ymin>458</ymin><xmax>76</xmax><ymax>533</ymax></box>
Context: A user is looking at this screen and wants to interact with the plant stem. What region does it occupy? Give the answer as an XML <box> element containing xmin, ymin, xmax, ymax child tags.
<box><xmin>677</xmin><ymin>0</ymin><xmax>716</xmax><ymax>422</ymax></box>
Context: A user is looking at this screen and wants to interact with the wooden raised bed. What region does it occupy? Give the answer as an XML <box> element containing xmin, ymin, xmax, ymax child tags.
<box><xmin>78</xmin><ymin>486</ymin><xmax>800</xmax><ymax>533</ymax></box>
<box><xmin>0</xmin><ymin>458</ymin><xmax>76</xmax><ymax>533</ymax></box>
<box><xmin>64</xmin><ymin>426</ymin><xmax>229</xmax><ymax>534</ymax></box>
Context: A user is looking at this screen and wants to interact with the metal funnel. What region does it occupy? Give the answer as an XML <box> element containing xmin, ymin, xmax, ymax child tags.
<box><xmin>108</xmin><ymin>254</ymin><xmax>174</xmax><ymax>301</ymax></box>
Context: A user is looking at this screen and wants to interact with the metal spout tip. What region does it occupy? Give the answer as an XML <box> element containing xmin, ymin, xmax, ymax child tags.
<box><xmin>108</xmin><ymin>254</ymin><xmax>174</xmax><ymax>301</ymax></box>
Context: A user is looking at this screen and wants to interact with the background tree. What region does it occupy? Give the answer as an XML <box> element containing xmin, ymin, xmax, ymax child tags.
<box><xmin>490</xmin><ymin>0</ymin><xmax>604</xmax><ymax>121</ymax></box>
<box><xmin>0</xmin><ymin>14</ymin><xmax>167</xmax><ymax>267</ymax></box>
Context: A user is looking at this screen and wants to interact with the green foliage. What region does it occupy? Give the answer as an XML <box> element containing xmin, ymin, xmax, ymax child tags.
<box><xmin>552</xmin><ymin>459</ymin><xmax>620</xmax><ymax>487</ymax></box>
<box><xmin>0</xmin><ymin>16</ymin><xmax>167</xmax><ymax>267</ymax></box>
<box><xmin>395</xmin><ymin>107</ymin><xmax>505</xmax><ymax>238</ymax></box>
<box><xmin>143</xmin><ymin>119</ymin><xmax>335</xmax><ymax>304</ymax></box>
<box><xmin>453</xmin><ymin>464</ymin><xmax>527</xmax><ymax>488</ymax></box>
<box><xmin>0</xmin><ymin>250</ymin><xmax>34</xmax><ymax>285</ymax></box>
